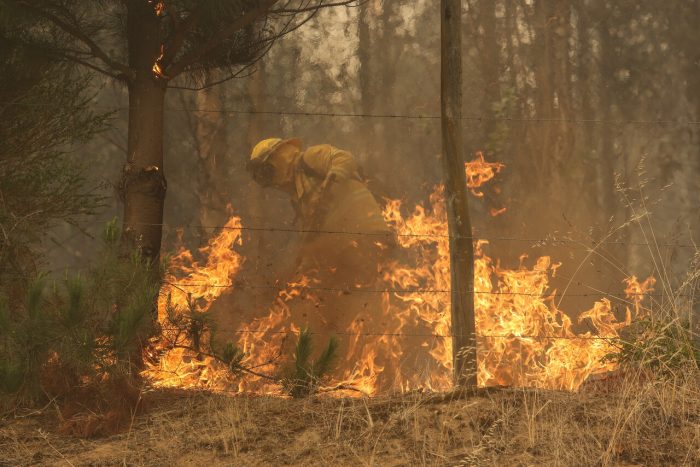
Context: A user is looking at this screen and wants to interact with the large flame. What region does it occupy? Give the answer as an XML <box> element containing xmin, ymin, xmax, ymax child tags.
<box><xmin>143</xmin><ymin>215</ymin><xmax>244</xmax><ymax>390</ymax></box>
<box><xmin>144</xmin><ymin>154</ymin><xmax>653</xmax><ymax>394</ymax></box>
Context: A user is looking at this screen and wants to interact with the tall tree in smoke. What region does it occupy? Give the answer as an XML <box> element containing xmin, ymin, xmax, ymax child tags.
<box><xmin>3</xmin><ymin>0</ymin><xmax>358</xmax><ymax>263</ymax></box>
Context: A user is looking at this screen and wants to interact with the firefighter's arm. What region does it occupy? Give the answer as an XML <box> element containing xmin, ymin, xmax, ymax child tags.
<box><xmin>301</xmin><ymin>146</ymin><xmax>360</xmax><ymax>231</ymax></box>
<box><xmin>302</xmin><ymin>145</ymin><xmax>360</xmax><ymax>183</ymax></box>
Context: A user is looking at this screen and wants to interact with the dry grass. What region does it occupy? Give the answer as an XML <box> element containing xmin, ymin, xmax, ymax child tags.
<box><xmin>1</xmin><ymin>368</ymin><xmax>698</xmax><ymax>466</ymax></box>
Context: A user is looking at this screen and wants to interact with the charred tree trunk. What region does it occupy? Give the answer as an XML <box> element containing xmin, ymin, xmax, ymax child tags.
<box><xmin>441</xmin><ymin>0</ymin><xmax>477</xmax><ymax>387</ymax></box>
<box><xmin>121</xmin><ymin>1</ymin><xmax>168</xmax><ymax>264</ymax></box>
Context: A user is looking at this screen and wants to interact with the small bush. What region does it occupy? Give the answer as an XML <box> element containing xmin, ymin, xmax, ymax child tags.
<box><xmin>0</xmin><ymin>220</ymin><xmax>160</xmax><ymax>435</ymax></box>
<box><xmin>282</xmin><ymin>328</ymin><xmax>338</xmax><ymax>398</ymax></box>
<box><xmin>610</xmin><ymin>317</ymin><xmax>699</xmax><ymax>375</ymax></box>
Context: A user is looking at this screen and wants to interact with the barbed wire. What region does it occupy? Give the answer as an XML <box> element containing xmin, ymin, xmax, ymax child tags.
<box><xmin>8</xmin><ymin>101</ymin><xmax>700</xmax><ymax>126</ymax></box>
<box><xmin>162</xmin><ymin>280</ymin><xmax>687</xmax><ymax>302</ymax></box>
<box><xmin>76</xmin><ymin>219</ymin><xmax>698</xmax><ymax>249</ymax></box>
<box><xmin>0</xmin><ymin>270</ymin><xmax>675</xmax><ymax>301</ymax></box>
<box><xmin>157</xmin><ymin>324</ymin><xmax>623</xmax><ymax>341</ymax></box>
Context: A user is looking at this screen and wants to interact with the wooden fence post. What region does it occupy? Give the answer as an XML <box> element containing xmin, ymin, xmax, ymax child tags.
<box><xmin>440</xmin><ymin>0</ymin><xmax>477</xmax><ymax>387</ymax></box>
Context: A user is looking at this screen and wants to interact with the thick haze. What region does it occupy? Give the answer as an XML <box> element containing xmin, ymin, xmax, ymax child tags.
<box><xmin>48</xmin><ymin>0</ymin><xmax>699</xmax><ymax>322</ymax></box>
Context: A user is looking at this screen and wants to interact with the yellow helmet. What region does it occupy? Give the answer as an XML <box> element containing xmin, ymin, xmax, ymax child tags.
<box><xmin>247</xmin><ymin>137</ymin><xmax>302</xmax><ymax>186</ymax></box>
<box><xmin>249</xmin><ymin>137</ymin><xmax>301</xmax><ymax>164</ymax></box>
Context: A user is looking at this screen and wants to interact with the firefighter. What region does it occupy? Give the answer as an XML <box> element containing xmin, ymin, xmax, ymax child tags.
<box><xmin>247</xmin><ymin>137</ymin><xmax>393</xmax><ymax>278</ymax></box>
<box><xmin>247</xmin><ymin>138</ymin><xmax>400</xmax><ymax>382</ymax></box>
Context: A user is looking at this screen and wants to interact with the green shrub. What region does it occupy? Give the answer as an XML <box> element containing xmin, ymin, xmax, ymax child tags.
<box><xmin>0</xmin><ymin>220</ymin><xmax>159</xmax><ymax>409</ymax></box>
<box><xmin>283</xmin><ymin>328</ymin><xmax>338</xmax><ymax>398</ymax></box>
<box><xmin>610</xmin><ymin>317</ymin><xmax>699</xmax><ymax>376</ymax></box>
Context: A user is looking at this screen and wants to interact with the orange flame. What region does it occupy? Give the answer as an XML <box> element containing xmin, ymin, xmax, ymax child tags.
<box><xmin>490</xmin><ymin>207</ymin><xmax>507</xmax><ymax>217</ymax></box>
<box><xmin>152</xmin><ymin>45</ymin><xmax>168</xmax><ymax>80</ymax></box>
<box><xmin>144</xmin><ymin>154</ymin><xmax>653</xmax><ymax>394</ymax></box>
<box><xmin>465</xmin><ymin>151</ymin><xmax>504</xmax><ymax>197</ymax></box>
<box><xmin>143</xmin><ymin>215</ymin><xmax>244</xmax><ymax>390</ymax></box>
<box><xmin>148</xmin><ymin>0</ymin><xmax>166</xmax><ymax>16</ymax></box>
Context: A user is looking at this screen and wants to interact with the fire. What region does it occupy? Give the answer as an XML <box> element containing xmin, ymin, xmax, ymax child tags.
<box><xmin>144</xmin><ymin>153</ymin><xmax>653</xmax><ymax>394</ymax></box>
<box><xmin>143</xmin><ymin>215</ymin><xmax>244</xmax><ymax>390</ymax></box>
<box><xmin>466</xmin><ymin>151</ymin><xmax>504</xmax><ymax>197</ymax></box>
<box><xmin>490</xmin><ymin>207</ymin><xmax>507</xmax><ymax>217</ymax></box>
<box><xmin>148</xmin><ymin>0</ymin><xmax>166</xmax><ymax>16</ymax></box>
<box><xmin>152</xmin><ymin>45</ymin><xmax>168</xmax><ymax>80</ymax></box>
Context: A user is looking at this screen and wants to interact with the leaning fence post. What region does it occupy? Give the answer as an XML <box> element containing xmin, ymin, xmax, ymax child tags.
<box><xmin>440</xmin><ymin>0</ymin><xmax>477</xmax><ymax>387</ymax></box>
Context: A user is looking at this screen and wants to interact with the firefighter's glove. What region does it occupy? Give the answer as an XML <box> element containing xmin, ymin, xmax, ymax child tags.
<box><xmin>319</xmin><ymin>173</ymin><xmax>337</xmax><ymax>195</ymax></box>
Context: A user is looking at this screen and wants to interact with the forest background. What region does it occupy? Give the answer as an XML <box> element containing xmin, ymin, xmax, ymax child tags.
<box><xmin>1</xmin><ymin>1</ymin><xmax>699</xmax><ymax>461</ymax></box>
<box><xmin>34</xmin><ymin>0</ymin><xmax>699</xmax><ymax>321</ymax></box>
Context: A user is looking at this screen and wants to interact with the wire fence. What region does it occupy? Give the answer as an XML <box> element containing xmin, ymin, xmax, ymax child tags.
<box><xmin>6</xmin><ymin>98</ymin><xmax>697</xmax><ymax>346</ymax></box>
<box><xmin>156</xmin><ymin>324</ymin><xmax>624</xmax><ymax>342</ymax></box>
<box><xmin>7</xmin><ymin>101</ymin><xmax>700</xmax><ymax>126</ymax></box>
<box><xmin>163</xmin><ymin>280</ymin><xmax>670</xmax><ymax>300</ymax></box>
<box><xmin>0</xmin><ymin>269</ymin><xmax>680</xmax><ymax>301</ymax></box>
<box><xmin>55</xmin><ymin>218</ymin><xmax>700</xmax><ymax>250</ymax></box>
<box><xmin>6</xmin><ymin>220</ymin><xmax>696</xmax><ymax>305</ymax></box>
<box><xmin>145</xmin><ymin>215</ymin><xmax>691</xmax><ymax>346</ymax></box>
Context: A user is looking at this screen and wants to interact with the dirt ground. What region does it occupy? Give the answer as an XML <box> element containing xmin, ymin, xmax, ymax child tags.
<box><xmin>1</xmin><ymin>372</ymin><xmax>698</xmax><ymax>466</ymax></box>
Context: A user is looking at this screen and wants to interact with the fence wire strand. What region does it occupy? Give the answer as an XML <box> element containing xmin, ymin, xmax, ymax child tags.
<box><xmin>163</xmin><ymin>280</ymin><xmax>670</xmax><ymax>300</ymax></box>
<box><xmin>8</xmin><ymin>101</ymin><xmax>700</xmax><ymax>126</ymax></box>
<box><xmin>157</xmin><ymin>325</ymin><xmax>623</xmax><ymax>342</ymax></box>
<box><xmin>71</xmin><ymin>218</ymin><xmax>700</xmax><ymax>249</ymax></box>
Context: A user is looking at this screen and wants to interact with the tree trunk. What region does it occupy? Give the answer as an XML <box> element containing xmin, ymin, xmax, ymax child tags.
<box><xmin>194</xmin><ymin>72</ymin><xmax>229</xmax><ymax>237</ymax></box>
<box><xmin>121</xmin><ymin>1</ymin><xmax>168</xmax><ymax>263</ymax></box>
<box><xmin>597</xmin><ymin>2</ymin><xmax>617</xmax><ymax>224</ymax></box>
<box><xmin>529</xmin><ymin>0</ymin><xmax>554</xmax><ymax>193</ymax></box>
<box><xmin>504</xmin><ymin>1</ymin><xmax>518</xmax><ymax>91</ymax></box>
<box><xmin>552</xmin><ymin>0</ymin><xmax>574</xmax><ymax>160</ymax></box>
<box><xmin>475</xmin><ymin>0</ymin><xmax>501</xmax><ymax>146</ymax></box>
<box><xmin>441</xmin><ymin>0</ymin><xmax>477</xmax><ymax>387</ymax></box>
<box><xmin>358</xmin><ymin>0</ymin><xmax>374</xmax><ymax>151</ymax></box>
<box><xmin>577</xmin><ymin>2</ymin><xmax>596</xmax><ymax>203</ymax></box>
<box><xmin>247</xmin><ymin>61</ymin><xmax>268</xmax><ymax>282</ymax></box>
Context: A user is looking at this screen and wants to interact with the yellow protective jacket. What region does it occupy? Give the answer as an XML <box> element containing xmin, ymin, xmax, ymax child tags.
<box><xmin>291</xmin><ymin>144</ymin><xmax>389</xmax><ymax>235</ymax></box>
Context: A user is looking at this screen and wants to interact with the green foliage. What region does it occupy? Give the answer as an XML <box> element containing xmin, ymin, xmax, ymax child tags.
<box><xmin>158</xmin><ymin>287</ymin><xmax>248</xmax><ymax>378</ymax></box>
<box><xmin>283</xmin><ymin>328</ymin><xmax>338</xmax><ymax>398</ymax></box>
<box><xmin>607</xmin><ymin>318</ymin><xmax>699</xmax><ymax>376</ymax></box>
<box><xmin>0</xmin><ymin>221</ymin><xmax>159</xmax><ymax>407</ymax></box>
<box><xmin>0</xmin><ymin>12</ymin><xmax>110</xmax><ymax>400</ymax></box>
<box><xmin>1</xmin><ymin>0</ymin><xmax>273</xmax><ymax>89</ymax></box>
<box><xmin>0</xmin><ymin>10</ymin><xmax>108</xmax><ymax>280</ymax></box>
<box><xmin>215</xmin><ymin>341</ymin><xmax>246</xmax><ymax>375</ymax></box>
